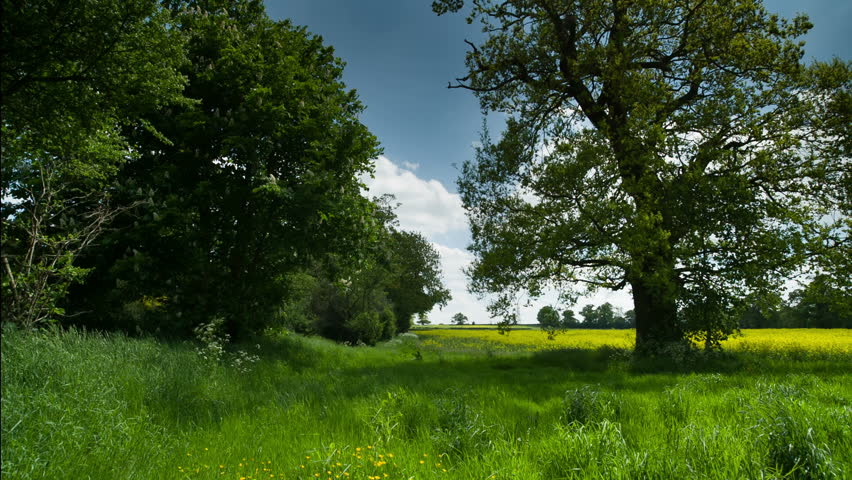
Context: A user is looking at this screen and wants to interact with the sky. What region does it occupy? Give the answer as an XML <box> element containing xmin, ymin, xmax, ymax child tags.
<box><xmin>265</xmin><ymin>1</ymin><xmax>851</xmax><ymax>324</ymax></box>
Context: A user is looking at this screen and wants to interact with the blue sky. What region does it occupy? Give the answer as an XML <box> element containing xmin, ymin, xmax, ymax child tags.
<box><xmin>265</xmin><ymin>1</ymin><xmax>851</xmax><ymax>324</ymax></box>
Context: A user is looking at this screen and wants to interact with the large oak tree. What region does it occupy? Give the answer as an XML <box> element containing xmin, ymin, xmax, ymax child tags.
<box><xmin>434</xmin><ymin>0</ymin><xmax>850</xmax><ymax>352</ymax></box>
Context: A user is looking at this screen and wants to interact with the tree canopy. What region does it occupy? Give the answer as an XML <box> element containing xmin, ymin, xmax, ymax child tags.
<box><xmin>1</xmin><ymin>0</ymin><xmax>188</xmax><ymax>326</ymax></box>
<box><xmin>536</xmin><ymin>305</ymin><xmax>561</xmax><ymax>328</ymax></box>
<box><xmin>2</xmin><ymin>0</ymin><xmax>420</xmax><ymax>342</ymax></box>
<box><xmin>301</xmin><ymin>196</ymin><xmax>450</xmax><ymax>344</ymax></box>
<box><xmin>434</xmin><ymin>0</ymin><xmax>850</xmax><ymax>352</ymax></box>
<box><xmin>452</xmin><ymin>312</ymin><xmax>470</xmax><ymax>325</ymax></box>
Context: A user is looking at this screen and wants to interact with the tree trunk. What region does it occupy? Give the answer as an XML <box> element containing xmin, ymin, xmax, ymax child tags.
<box><xmin>630</xmin><ymin>253</ymin><xmax>683</xmax><ymax>354</ymax></box>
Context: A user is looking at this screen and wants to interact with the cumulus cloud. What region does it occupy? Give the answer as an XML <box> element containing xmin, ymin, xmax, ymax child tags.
<box><xmin>361</xmin><ymin>156</ymin><xmax>467</xmax><ymax>236</ymax></box>
<box><xmin>362</xmin><ymin>155</ymin><xmax>635</xmax><ymax>325</ymax></box>
<box><xmin>425</xmin><ymin>242</ymin><xmax>634</xmax><ymax>324</ymax></box>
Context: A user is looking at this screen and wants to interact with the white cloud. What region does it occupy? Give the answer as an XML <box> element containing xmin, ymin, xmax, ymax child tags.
<box><xmin>362</xmin><ymin>155</ymin><xmax>636</xmax><ymax>325</ymax></box>
<box><xmin>426</xmin><ymin>243</ymin><xmax>492</xmax><ymax>325</ymax></box>
<box><xmin>424</xmin><ymin>243</ymin><xmax>634</xmax><ymax>325</ymax></box>
<box><xmin>362</xmin><ymin>156</ymin><xmax>467</xmax><ymax>236</ymax></box>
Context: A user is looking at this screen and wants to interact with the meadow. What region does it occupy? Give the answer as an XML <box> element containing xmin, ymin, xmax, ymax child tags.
<box><xmin>2</xmin><ymin>324</ymin><xmax>850</xmax><ymax>479</ymax></box>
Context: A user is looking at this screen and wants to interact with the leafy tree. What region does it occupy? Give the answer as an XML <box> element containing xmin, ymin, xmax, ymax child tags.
<box><xmin>595</xmin><ymin>303</ymin><xmax>618</xmax><ymax>329</ymax></box>
<box><xmin>579</xmin><ymin>304</ymin><xmax>598</xmax><ymax>328</ymax></box>
<box><xmin>452</xmin><ymin>312</ymin><xmax>469</xmax><ymax>325</ymax></box>
<box><xmin>385</xmin><ymin>229</ymin><xmax>451</xmax><ymax>332</ymax></box>
<box><xmin>434</xmin><ymin>0</ymin><xmax>849</xmax><ymax>352</ymax></box>
<box><xmin>788</xmin><ymin>275</ymin><xmax>852</xmax><ymax>328</ymax></box>
<box><xmin>416</xmin><ymin>313</ymin><xmax>432</xmax><ymax>326</ymax></box>
<box><xmin>69</xmin><ymin>0</ymin><xmax>381</xmax><ymax>337</ymax></box>
<box><xmin>277</xmin><ymin>196</ymin><xmax>449</xmax><ymax>344</ymax></box>
<box><xmin>305</xmin><ymin>260</ymin><xmax>396</xmax><ymax>345</ymax></box>
<box><xmin>1</xmin><ymin>0</ymin><xmax>187</xmax><ymax>327</ymax></box>
<box><xmin>536</xmin><ymin>305</ymin><xmax>561</xmax><ymax>329</ymax></box>
<box><xmin>562</xmin><ymin>309</ymin><xmax>580</xmax><ymax>328</ymax></box>
<box><xmin>622</xmin><ymin>309</ymin><xmax>636</xmax><ymax>328</ymax></box>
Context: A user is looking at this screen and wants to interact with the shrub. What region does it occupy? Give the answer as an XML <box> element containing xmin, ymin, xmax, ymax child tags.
<box><xmin>346</xmin><ymin>311</ymin><xmax>385</xmax><ymax>346</ymax></box>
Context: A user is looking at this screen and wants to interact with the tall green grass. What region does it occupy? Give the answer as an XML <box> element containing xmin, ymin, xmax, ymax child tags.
<box><xmin>2</xmin><ymin>324</ymin><xmax>850</xmax><ymax>479</ymax></box>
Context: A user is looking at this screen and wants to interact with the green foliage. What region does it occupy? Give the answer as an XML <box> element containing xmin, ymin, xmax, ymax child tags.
<box><xmin>432</xmin><ymin>391</ymin><xmax>492</xmax><ymax>458</ymax></box>
<box><xmin>435</xmin><ymin>0</ymin><xmax>850</xmax><ymax>353</ymax></box>
<box><xmin>385</xmin><ymin>230</ymin><xmax>451</xmax><ymax>332</ymax></box>
<box><xmin>576</xmin><ymin>303</ymin><xmax>633</xmax><ymax>329</ymax></box>
<box><xmin>562</xmin><ymin>309</ymin><xmax>580</xmax><ymax>328</ymax></box>
<box><xmin>752</xmin><ymin>384</ymin><xmax>841</xmax><ymax>478</ymax></box>
<box><xmin>345</xmin><ymin>310</ymin><xmax>392</xmax><ymax>346</ymax></box>
<box><xmin>537</xmin><ymin>305</ymin><xmax>561</xmax><ymax>329</ymax></box>
<box><xmin>562</xmin><ymin>386</ymin><xmax>621</xmax><ymax>426</ymax></box>
<box><xmin>451</xmin><ymin>312</ymin><xmax>469</xmax><ymax>325</ymax></box>
<box><xmin>283</xmin><ymin>197</ymin><xmax>449</xmax><ymax>345</ymax></box>
<box><xmin>61</xmin><ymin>0</ymin><xmax>381</xmax><ymax>337</ymax></box>
<box><xmin>1</xmin><ymin>0</ymin><xmax>188</xmax><ymax>327</ymax></box>
<box><xmin>737</xmin><ymin>277</ymin><xmax>852</xmax><ymax>329</ymax></box>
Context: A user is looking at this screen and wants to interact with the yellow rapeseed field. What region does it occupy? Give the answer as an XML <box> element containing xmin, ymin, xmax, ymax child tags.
<box><xmin>415</xmin><ymin>327</ymin><xmax>852</xmax><ymax>354</ymax></box>
<box><xmin>722</xmin><ymin>328</ymin><xmax>852</xmax><ymax>354</ymax></box>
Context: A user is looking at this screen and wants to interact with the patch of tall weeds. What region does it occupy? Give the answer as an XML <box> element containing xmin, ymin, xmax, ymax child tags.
<box><xmin>751</xmin><ymin>383</ymin><xmax>840</xmax><ymax>479</ymax></box>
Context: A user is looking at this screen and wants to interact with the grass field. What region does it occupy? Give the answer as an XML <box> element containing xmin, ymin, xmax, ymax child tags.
<box><xmin>2</xmin><ymin>324</ymin><xmax>850</xmax><ymax>479</ymax></box>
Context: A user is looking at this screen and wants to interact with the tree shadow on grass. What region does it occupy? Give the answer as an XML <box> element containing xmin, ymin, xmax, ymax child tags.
<box><xmin>137</xmin><ymin>332</ymin><xmax>850</xmax><ymax>440</ymax></box>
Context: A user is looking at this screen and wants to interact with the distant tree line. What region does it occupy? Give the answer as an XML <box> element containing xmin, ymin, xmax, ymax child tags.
<box><xmin>737</xmin><ymin>276</ymin><xmax>851</xmax><ymax>329</ymax></box>
<box><xmin>537</xmin><ymin>304</ymin><xmax>635</xmax><ymax>330</ymax></box>
<box><xmin>1</xmin><ymin>0</ymin><xmax>449</xmax><ymax>345</ymax></box>
<box><xmin>538</xmin><ymin>274</ymin><xmax>850</xmax><ymax>331</ymax></box>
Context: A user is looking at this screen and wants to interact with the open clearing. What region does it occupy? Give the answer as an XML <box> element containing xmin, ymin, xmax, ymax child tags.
<box><xmin>2</xmin><ymin>325</ymin><xmax>850</xmax><ymax>479</ymax></box>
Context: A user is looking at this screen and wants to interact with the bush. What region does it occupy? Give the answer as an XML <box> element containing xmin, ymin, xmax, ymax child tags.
<box><xmin>346</xmin><ymin>311</ymin><xmax>384</xmax><ymax>346</ymax></box>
